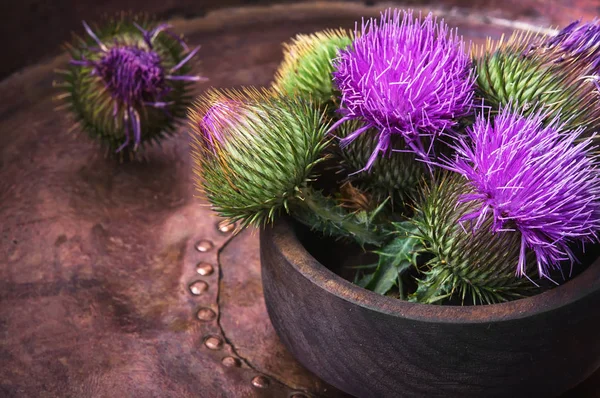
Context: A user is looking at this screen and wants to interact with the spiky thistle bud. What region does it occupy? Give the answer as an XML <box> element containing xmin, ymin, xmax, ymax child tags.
<box><xmin>190</xmin><ymin>88</ymin><xmax>386</xmax><ymax>245</ymax></box>
<box><xmin>189</xmin><ymin>88</ymin><xmax>329</xmax><ymax>227</ymax></box>
<box><xmin>272</xmin><ymin>29</ymin><xmax>353</xmax><ymax>108</ymax></box>
<box><xmin>474</xmin><ymin>31</ymin><xmax>600</xmax><ymax>133</ymax></box>
<box><xmin>335</xmin><ymin>120</ymin><xmax>426</xmax><ymax>203</ymax></box>
<box><xmin>408</xmin><ymin>173</ymin><xmax>539</xmax><ymax>305</ymax></box>
<box><xmin>54</xmin><ymin>15</ymin><xmax>204</xmax><ymax>155</ymax></box>
<box><xmin>331</xmin><ymin>8</ymin><xmax>475</xmax><ymax>169</ymax></box>
<box><xmin>448</xmin><ymin>107</ymin><xmax>600</xmax><ymax>278</ymax></box>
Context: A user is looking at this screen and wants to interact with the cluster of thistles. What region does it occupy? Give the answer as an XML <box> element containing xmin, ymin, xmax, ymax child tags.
<box><xmin>139</xmin><ymin>9</ymin><xmax>599</xmax><ymax>305</ymax></box>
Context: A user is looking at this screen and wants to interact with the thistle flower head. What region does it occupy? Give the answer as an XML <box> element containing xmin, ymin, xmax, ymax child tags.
<box><xmin>474</xmin><ymin>32</ymin><xmax>600</xmax><ymax>133</ymax></box>
<box><xmin>189</xmin><ymin>88</ymin><xmax>330</xmax><ymax>226</ymax></box>
<box><xmin>541</xmin><ymin>19</ymin><xmax>600</xmax><ymax>70</ymax></box>
<box><xmin>408</xmin><ymin>173</ymin><xmax>538</xmax><ymax>305</ymax></box>
<box><xmin>448</xmin><ymin>107</ymin><xmax>600</xmax><ymax>277</ymax></box>
<box><xmin>332</xmin><ymin>9</ymin><xmax>475</xmax><ymax>169</ymax></box>
<box><xmin>95</xmin><ymin>46</ymin><xmax>165</xmax><ymax>106</ymax></box>
<box><xmin>272</xmin><ymin>29</ymin><xmax>353</xmax><ymax>106</ymax></box>
<box><xmin>55</xmin><ymin>15</ymin><xmax>204</xmax><ymax>154</ymax></box>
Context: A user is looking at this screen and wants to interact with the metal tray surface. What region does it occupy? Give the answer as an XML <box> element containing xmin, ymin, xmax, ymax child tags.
<box><xmin>1</xmin><ymin>3</ymin><xmax>599</xmax><ymax>397</ymax></box>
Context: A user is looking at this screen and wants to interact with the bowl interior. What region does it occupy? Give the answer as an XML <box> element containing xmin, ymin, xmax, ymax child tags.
<box><xmin>276</xmin><ymin>217</ymin><xmax>600</xmax><ymax>323</ymax></box>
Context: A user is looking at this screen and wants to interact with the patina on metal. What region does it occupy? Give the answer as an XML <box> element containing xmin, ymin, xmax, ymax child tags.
<box><xmin>1</xmin><ymin>2</ymin><xmax>599</xmax><ymax>397</ymax></box>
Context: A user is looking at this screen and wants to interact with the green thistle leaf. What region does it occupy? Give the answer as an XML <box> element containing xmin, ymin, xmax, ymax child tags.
<box><xmin>290</xmin><ymin>188</ymin><xmax>387</xmax><ymax>246</ymax></box>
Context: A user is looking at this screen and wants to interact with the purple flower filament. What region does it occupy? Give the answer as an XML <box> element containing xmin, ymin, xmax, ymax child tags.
<box><xmin>71</xmin><ymin>21</ymin><xmax>203</xmax><ymax>152</ymax></box>
<box><xmin>449</xmin><ymin>107</ymin><xmax>600</xmax><ymax>278</ymax></box>
<box><xmin>545</xmin><ymin>19</ymin><xmax>600</xmax><ymax>69</ymax></box>
<box><xmin>199</xmin><ymin>100</ymin><xmax>244</xmax><ymax>153</ymax></box>
<box><xmin>331</xmin><ymin>9</ymin><xmax>475</xmax><ymax>170</ymax></box>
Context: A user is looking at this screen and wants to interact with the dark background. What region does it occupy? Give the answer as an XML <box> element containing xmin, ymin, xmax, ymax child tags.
<box><xmin>2</xmin><ymin>0</ymin><xmax>600</xmax><ymax>80</ymax></box>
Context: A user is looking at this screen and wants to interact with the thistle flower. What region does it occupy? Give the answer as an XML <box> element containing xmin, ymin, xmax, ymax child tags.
<box><xmin>474</xmin><ymin>32</ymin><xmax>600</xmax><ymax>133</ymax></box>
<box><xmin>272</xmin><ymin>29</ymin><xmax>353</xmax><ymax>107</ymax></box>
<box><xmin>55</xmin><ymin>15</ymin><xmax>204</xmax><ymax>154</ymax></box>
<box><xmin>448</xmin><ymin>107</ymin><xmax>600</xmax><ymax>277</ymax></box>
<box><xmin>407</xmin><ymin>174</ymin><xmax>539</xmax><ymax>305</ymax></box>
<box><xmin>331</xmin><ymin>9</ymin><xmax>475</xmax><ymax>169</ymax></box>
<box><xmin>539</xmin><ymin>19</ymin><xmax>600</xmax><ymax>71</ymax></box>
<box><xmin>189</xmin><ymin>88</ymin><xmax>329</xmax><ymax>227</ymax></box>
<box><xmin>335</xmin><ymin>120</ymin><xmax>426</xmax><ymax>203</ymax></box>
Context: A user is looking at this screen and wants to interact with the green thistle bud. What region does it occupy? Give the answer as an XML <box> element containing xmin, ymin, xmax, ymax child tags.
<box><xmin>189</xmin><ymin>88</ymin><xmax>329</xmax><ymax>227</ymax></box>
<box><xmin>335</xmin><ymin>120</ymin><xmax>427</xmax><ymax>204</ymax></box>
<box><xmin>272</xmin><ymin>29</ymin><xmax>353</xmax><ymax>107</ymax></box>
<box><xmin>474</xmin><ymin>32</ymin><xmax>599</xmax><ymax>133</ymax></box>
<box><xmin>190</xmin><ymin>88</ymin><xmax>386</xmax><ymax>245</ymax></box>
<box><xmin>54</xmin><ymin>14</ymin><xmax>203</xmax><ymax>156</ymax></box>
<box><xmin>408</xmin><ymin>174</ymin><xmax>539</xmax><ymax>305</ymax></box>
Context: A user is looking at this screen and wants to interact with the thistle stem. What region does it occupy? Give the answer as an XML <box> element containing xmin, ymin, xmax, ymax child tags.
<box><xmin>289</xmin><ymin>186</ymin><xmax>386</xmax><ymax>247</ymax></box>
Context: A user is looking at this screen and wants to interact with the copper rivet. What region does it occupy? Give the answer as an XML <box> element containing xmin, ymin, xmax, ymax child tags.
<box><xmin>195</xmin><ymin>240</ymin><xmax>214</xmax><ymax>252</ymax></box>
<box><xmin>251</xmin><ymin>375</ymin><xmax>270</xmax><ymax>389</ymax></box>
<box><xmin>290</xmin><ymin>393</ymin><xmax>308</xmax><ymax>398</ymax></box>
<box><xmin>196</xmin><ymin>308</ymin><xmax>216</xmax><ymax>322</ymax></box>
<box><xmin>222</xmin><ymin>356</ymin><xmax>241</xmax><ymax>368</ymax></box>
<box><xmin>217</xmin><ymin>219</ymin><xmax>236</xmax><ymax>234</ymax></box>
<box><xmin>204</xmin><ymin>336</ymin><xmax>223</xmax><ymax>350</ymax></box>
<box><xmin>196</xmin><ymin>262</ymin><xmax>214</xmax><ymax>276</ymax></box>
<box><xmin>189</xmin><ymin>280</ymin><xmax>209</xmax><ymax>295</ymax></box>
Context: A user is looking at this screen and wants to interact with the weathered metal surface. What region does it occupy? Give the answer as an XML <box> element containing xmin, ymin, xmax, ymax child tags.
<box><xmin>0</xmin><ymin>3</ymin><xmax>599</xmax><ymax>397</ymax></box>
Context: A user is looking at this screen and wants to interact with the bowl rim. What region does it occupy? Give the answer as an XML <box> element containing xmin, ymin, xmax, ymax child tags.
<box><xmin>264</xmin><ymin>217</ymin><xmax>600</xmax><ymax>324</ymax></box>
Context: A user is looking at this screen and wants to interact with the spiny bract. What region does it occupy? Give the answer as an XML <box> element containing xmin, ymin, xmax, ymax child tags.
<box><xmin>54</xmin><ymin>14</ymin><xmax>203</xmax><ymax>155</ymax></box>
<box><xmin>272</xmin><ymin>29</ymin><xmax>353</xmax><ymax>107</ymax></box>
<box><xmin>408</xmin><ymin>174</ymin><xmax>539</xmax><ymax>305</ymax></box>
<box><xmin>474</xmin><ymin>31</ymin><xmax>600</xmax><ymax>133</ymax></box>
<box><xmin>189</xmin><ymin>88</ymin><xmax>330</xmax><ymax>227</ymax></box>
<box><xmin>335</xmin><ymin>120</ymin><xmax>427</xmax><ymax>204</ymax></box>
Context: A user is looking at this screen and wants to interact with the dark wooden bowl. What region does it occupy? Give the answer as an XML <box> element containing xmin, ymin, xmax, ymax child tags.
<box><xmin>260</xmin><ymin>217</ymin><xmax>600</xmax><ymax>398</ymax></box>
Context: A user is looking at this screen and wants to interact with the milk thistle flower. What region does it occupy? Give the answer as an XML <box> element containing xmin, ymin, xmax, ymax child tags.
<box><xmin>55</xmin><ymin>15</ymin><xmax>204</xmax><ymax>154</ymax></box>
<box><xmin>448</xmin><ymin>107</ymin><xmax>600</xmax><ymax>278</ymax></box>
<box><xmin>406</xmin><ymin>174</ymin><xmax>538</xmax><ymax>305</ymax></box>
<box><xmin>332</xmin><ymin>9</ymin><xmax>475</xmax><ymax>169</ymax></box>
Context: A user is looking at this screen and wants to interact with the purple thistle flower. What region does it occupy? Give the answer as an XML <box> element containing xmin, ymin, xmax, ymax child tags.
<box><xmin>331</xmin><ymin>9</ymin><xmax>475</xmax><ymax>170</ymax></box>
<box><xmin>199</xmin><ymin>99</ymin><xmax>245</xmax><ymax>153</ymax></box>
<box><xmin>543</xmin><ymin>19</ymin><xmax>600</xmax><ymax>71</ymax></box>
<box><xmin>448</xmin><ymin>107</ymin><xmax>600</xmax><ymax>278</ymax></box>
<box><xmin>71</xmin><ymin>21</ymin><xmax>204</xmax><ymax>152</ymax></box>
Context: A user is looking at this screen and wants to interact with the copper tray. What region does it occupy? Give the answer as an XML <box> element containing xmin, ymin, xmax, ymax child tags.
<box><xmin>1</xmin><ymin>2</ymin><xmax>599</xmax><ymax>397</ymax></box>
